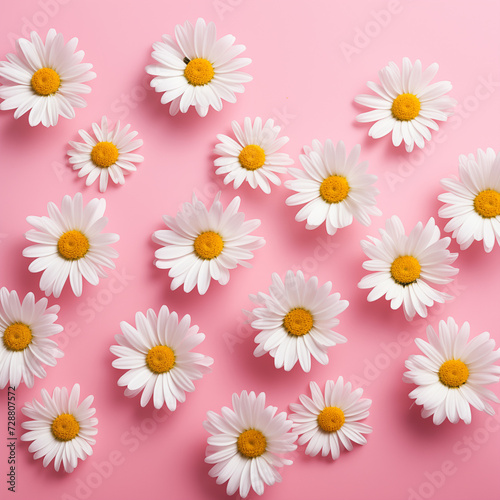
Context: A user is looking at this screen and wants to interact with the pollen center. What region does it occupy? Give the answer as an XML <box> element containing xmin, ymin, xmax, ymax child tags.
<box><xmin>317</xmin><ymin>406</ymin><xmax>345</xmax><ymax>433</ymax></box>
<box><xmin>184</xmin><ymin>58</ymin><xmax>214</xmax><ymax>86</ymax></box>
<box><xmin>51</xmin><ymin>414</ymin><xmax>80</xmax><ymax>441</ymax></box>
<box><xmin>57</xmin><ymin>230</ymin><xmax>90</xmax><ymax>260</ymax></box>
<box><xmin>391</xmin><ymin>255</ymin><xmax>421</xmax><ymax>285</ymax></box>
<box><xmin>391</xmin><ymin>93</ymin><xmax>421</xmax><ymax>121</ymax></box>
<box><xmin>239</xmin><ymin>145</ymin><xmax>266</xmax><ymax>171</ymax></box>
<box><xmin>3</xmin><ymin>323</ymin><xmax>32</xmax><ymax>351</ymax></box>
<box><xmin>438</xmin><ymin>359</ymin><xmax>469</xmax><ymax>388</ymax></box>
<box><xmin>283</xmin><ymin>308</ymin><xmax>314</xmax><ymax>337</ymax></box>
<box><xmin>320</xmin><ymin>175</ymin><xmax>350</xmax><ymax>204</ymax></box>
<box><xmin>237</xmin><ymin>429</ymin><xmax>267</xmax><ymax>458</ymax></box>
<box><xmin>473</xmin><ymin>189</ymin><xmax>500</xmax><ymax>218</ymax></box>
<box><xmin>31</xmin><ymin>67</ymin><xmax>61</xmax><ymax>96</ymax></box>
<box><xmin>146</xmin><ymin>345</ymin><xmax>175</xmax><ymax>374</ymax></box>
<box><xmin>193</xmin><ymin>231</ymin><xmax>224</xmax><ymax>260</ymax></box>
<box><xmin>91</xmin><ymin>141</ymin><xmax>119</xmax><ymax>168</ymax></box>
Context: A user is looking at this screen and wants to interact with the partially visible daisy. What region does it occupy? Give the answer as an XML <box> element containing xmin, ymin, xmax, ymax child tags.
<box><xmin>67</xmin><ymin>116</ymin><xmax>144</xmax><ymax>193</ymax></box>
<box><xmin>439</xmin><ymin>148</ymin><xmax>500</xmax><ymax>253</ymax></box>
<box><xmin>289</xmin><ymin>379</ymin><xmax>372</xmax><ymax>459</ymax></box>
<box><xmin>249</xmin><ymin>270</ymin><xmax>348</xmax><ymax>372</ymax></box>
<box><xmin>285</xmin><ymin>139</ymin><xmax>381</xmax><ymax>235</ymax></box>
<box><xmin>146</xmin><ymin>18</ymin><xmax>251</xmax><ymax>117</ymax></box>
<box><xmin>204</xmin><ymin>391</ymin><xmax>296</xmax><ymax>498</ymax></box>
<box><xmin>153</xmin><ymin>192</ymin><xmax>265</xmax><ymax>294</ymax></box>
<box><xmin>0</xmin><ymin>288</ymin><xmax>63</xmax><ymax>389</ymax></box>
<box><xmin>214</xmin><ymin>117</ymin><xmax>293</xmax><ymax>194</ymax></box>
<box><xmin>355</xmin><ymin>57</ymin><xmax>456</xmax><ymax>152</ymax></box>
<box><xmin>358</xmin><ymin>216</ymin><xmax>458</xmax><ymax>321</ymax></box>
<box><xmin>21</xmin><ymin>384</ymin><xmax>97</xmax><ymax>472</ymax></box>
<box><xmin>404</xmin><ymin>317</ymin><xmax>500</xmax><ymax>424</ymax></box>
<box><xmin>0</xmin><ymin>29</ymin><xmax>95</xmax><ymax>127</ymax></box>
<box><xmin>23</xmin><ymin>193</ymin><xmax>119</xmax><ymax>298</ymax></box>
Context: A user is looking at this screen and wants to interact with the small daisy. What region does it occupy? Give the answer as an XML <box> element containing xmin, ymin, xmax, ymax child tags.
<box><xmin>146</xmin><ymin>18</ymin><xmax>251</xmax><ymax>117</ymax></box>
<box><xmin>153</xmin><ymin>192</ymin><xmax>265</xmax><ymax>295</ymax></box>
<box><xmin>0</xmin><ymin>29</ymin><xmax>95</xmax><ymax>127</ymax></box>
<box><xmin>355</xmin><ymin>57</ymin><xmax>456</xmax><ymax>152</ymax></box>
<box><xmin>23</xmin><ymin>193</ymin><xmax>119</xmax><ymax>298</ymax></box>
<box><xmin>289</xmin><ymin>379</ymin><xmax>372</xmax><ymax>459</ymax></box>
<box><xmin>21</xmin><ymin>384</ymin><xmax>97</xmax><ymax>472</ymax></box>
<box><xmin>110</xmin><ymin>306</ymin><xmax>213</xmax><ymax>410</ymax></box>
<box><xmin>285</xmin><ymin>139</ymin><xmax>381</xmax><ymax>235</ymax></box>
<box><xmin>67</xmin><ymin>116</ymin><xmax>144</xmax><ymax>193</ymax></box>
<box><xmin>204</xmin><ymin>391</ymin><xmax>297</xmax><ymax>498</ymax></box>
<box><xmin>214</xmin><ymin>117</ymin><xmax>293</xmax><ymax>194</ymax></box>
<box><xmin>250</xmin><ymin>270</ymin><xmax>348</xmax><ymax>372</ymax></box>
<box><xmin>0</xmin><ymin>288</ymin><xmax>63</xmax><ymax>389</ymax></box>
<box><xmin>358</xmin><ymin>216</ymin><xmax>458</xmax><ymax>321</ymax></box>
<box><xmin>404</xmin><ymin>317</ymin><xmax>500</xmax><ymax>424</ymax></box>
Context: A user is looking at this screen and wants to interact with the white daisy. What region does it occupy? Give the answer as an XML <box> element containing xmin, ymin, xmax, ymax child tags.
<box><xmin>67</xmin><ymin>115</ymin><xmax>144</xmax><ymax>193</ymax></box>
<box><xmin>110</xmin><ymin>306</ymin><xmax>213</xmax><ymax>410</ymax></box>
<box><xmin>289</xmin><ymin>379</ymin><xmax>372</xmax><ymax>460</ymax></box>
<box><xmin>153</xmin><ymin>192</ymin><xmax>265</xmax><ymax>295</ymax></box>
<box><xmin>146</xmin><ymin>18</ymin><xmax>251</xmax><ymax>117</ymax></box>
<box><xmin>214</xmin><ymin>117</ymin><xmax>293</xmax><ymax>194</ymax></box>
<box><xmin>0</xmin><ymin>29</ymin><xmax>95</xmax><ymax>127</ymax></box>
<box><xmin>403</xmin><ymin>317</ymin><xmax>500</xmax><ymax>424</ymax></box>
<box><xmin>355</xmin><ymin>57</ymin><xmax>456</xmax><ymax>152</ymax></box>
<box><xmin>0</xmin><ymin>288</ymin><xmax>63</xmax><ymax>389</ymax></box>
<box><xmin>21</xmin><ymin>384</ymin><xmax>97</xmax><ymax>472</ymax></box>
<box><xmin>285</xmin><ymin>139</ymin><xmax>381</xmax><ymax>235</ymax></box>
<box><xmin>23</xmin><ymin>193</ymin><xmax>119</xmax><ymax>298</ymax></box>
<box><xmin>439</xmin><ymin>148</ymin><xmax>500</xmax><ymax>253</ymax></box>
<box><xmin>204</xmin><ymin>390</ymin><xmax>297</xmax><ymax>498</ymax></box>
<box><xmin>249</xmin><ymin>270</ymin><xmax>348</xmax><ymax>372</ymax></box>
<box><xmin>358</xmin><ymin>216</ymin><xmax>458</xmax><ymax>321</ymax></box>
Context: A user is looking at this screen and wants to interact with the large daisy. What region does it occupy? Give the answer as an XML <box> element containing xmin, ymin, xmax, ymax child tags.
<box><xmin>250</xmin><ymin>270</ymin><xmax>348</xmax><ymax>372</ymax></box>
<box><xmin>146</xmin><ymin>18</ymin><xmax>251</xmax><ymax>117</ymax></box>
<box><xmin>21</xmin><ymin>384</ymin><xmax>97</xmax><ymax>472</ymax></box>
<box><xmin>204</xmin><ymin>391</ymin><xmax>297</xmax><ymax>498</ymax></box>
<box><xmin>403</xmin><ymin>317</ymin><xmax>500</xmax><ymax>424</ymax></box>
<box><xmin>358</xmin><ymin>216</ymin><xmax>458</xmax><ymax>321</ymax></box>
<box><xmin>23</xmin><ymin>193</ymin><xmax>119</xmax><ymax>298</ymax></box>
<box><xmin>110</xmin><ymin>306</ymin><xmax>213</xmax><ymax>410</ymax></box>
<box><xmin>355</xmin><ymin>57</ymin><xmax>456</xmax><ymax>152</ymax></box>
<box><xmin>153</xmin><ymin>192</ymin><xmax>265</xmax><ymax>295</ymax></box>
<box><xmin>285</xmin><ymin>139</ymin><xmax>381</xmax><ymax>235</ymax></box>
<box><xmin>0</xmin><ymin>29</ymin><xmax>95</xmax><ymax>127</ymax></box>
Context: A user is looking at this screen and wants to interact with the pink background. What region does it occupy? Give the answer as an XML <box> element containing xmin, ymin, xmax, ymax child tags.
<box><xmin>1</xmin><ymin>0</ymin><xmax>500</xmax><ymax>499</ymax></box>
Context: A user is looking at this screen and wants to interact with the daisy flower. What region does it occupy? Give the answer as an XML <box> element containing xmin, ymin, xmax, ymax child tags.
<box><xmin>439</xmin><ymin>148</ymin><xmax>500</xmax><ymax>253</ymax></box>
<box><xmin>21</xmin><ymin>384</ymin><xmax>97</xmax><ymax>472</ymax></box>
<box><xmin>285</xmin><ymin>139</ymin><xmax>381</xmax><ymax>235</ymax></box>
<box><xmin>153</xmin><ymin>192</ymin><xmax>265</xmax><ymax>295</ymax></box>
<box><xmin>289</xmin><ymin>379</ymin><xmax>372</xmax><ymax>459</ymax></box>
<box><xmin>67</xmin><ymin>116</ymin><xmax>144</xmax><ymax>193</ymax></box>
<box><xmin>23</xmin><ymin>193</ymin><xmax>119</xmax><ymax>298</ymax></box>
<box><xmin>146</xmin><ymin>18</ymin><xmax>251</xmax><ymax>117</ymax></box>
<box><xmin>0</xmin><ymin>288</ymin><xmax>63</xmax><ymax>389</ymax></box>
<box><xmin>403</xmin><ymin>317</ymin><xmax>500</xmax><ymax>424</ymax></box>
<box><xmin>358</xmin><ymin>216</ymin><xmax>458</xmax><ymax>321</ymax></box>
<box><xmin>249</xmin><ymin>270</ymin><xmax>348</xmax><ymax>372</ymax></box>
<box><xmin>110</xmin><ymin>306</ymin><xmax>213</xmax><ymax>410</ymax></box>
<box><xmin>355</xmin><ymin>57</ymin><xmax>456</xmax><ymax>152</ymax></box>
<box><xmin>214</xmin><ymin>117</ymin><xmax>293</xmax><ymax>194</ymax></box>
<box><xmin>204</xmin><ymin>391</ymin><xmax>297</xmax><ymax>498</ymax></box>
<box><xmin>0</xmin><ymin>29</ymin><xmax>95</xmax><ymax>127</ymax></box>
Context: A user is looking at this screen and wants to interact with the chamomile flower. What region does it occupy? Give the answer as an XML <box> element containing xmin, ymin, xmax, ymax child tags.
<box><xmin>250</xmin><ymin>270</ymin><xmax>348</xmax><ymax>372</ymax></box>
<box><xmin>110</xmin><ymin>306</ymin><xmax>213</xmax><ymax>410</ymax></box>
<box><xmin>204</xmin><ymin>391</ymin><xmax>297</xmax><ymax>498</ymax></box>
<box><xmin>355</xmin><ymin>57</ymin><xmax>456</xmax><ymax>152</ymax></box>
<box><xmin>0</xmin><ymin>29</ymin><xmax>95</xmax><ymax>127</ymax></box>
<box><xmin>21</xmin><ymin>384</ymin><xmax>97</xmax><ymax>472</ymax></box>
<box><xmin>358</xmin><ymin>216</ymin><xmax>458</xmax><ymax>321</ymax></box>
<box><xmin>67</xmin><ymin>116</ymin><xmax>144</xmax><ymax>193</ymax></box>
<box><xmin>146</xmin><ymin>18</ymin><xmax>251</xmax><ymax>117</ymax></box>
<box><xmin>23</xmin><ymin>193</ymin><xmax>119</xmax><ymax>298</ymax></box>
<box><xmin>285</xmin><ymin>140</ymin><xmax>381</xmax><ymax>235</ymax></box>
<box><xmin>289</xmin><ymin>379</ymin><xmax>372</xmax><ymax>459</ymax></box>
<box><xmin>403</xmin><ymin>318</ymin><xmax>500</xmax><ymax>424</ymax></box>
<box><xmin>153</xmin><ymin>192</ymin><xmax>265</xmax><ymax>295</ymax></box>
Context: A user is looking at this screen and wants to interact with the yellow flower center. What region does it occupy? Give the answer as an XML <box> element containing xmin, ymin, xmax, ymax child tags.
<box><xmin>237</xmin><ymin>429</ymin><xmax>267</xmax><ymax>458</ymax></box>
<box><xmin>91</xmin><ymin>142</ymin><xmax>119</xmax><ymax>168</ymax></box>
<box><xmin>317</xmin><ymin>406</ymin><xmax>345</xmax><ymax>433</ymax></box>
<box><xmin>283</xmin><ymin>308</ymin><xmax>314</xmax><ymax>337</ymax></box>
<box><xmin>146</xmin><ymin>345</ymin><xmax>175</xmax><ymax>374</ymax></box>
<box><xmin>184</xmin><ymin>58</ymin><xmax>214</xmax><ymax>86</ymax></box>
<box><xmin>3</xmin><ymin>323</ymin><xmax>32</xmax><ymax>351</ymax></box>
<box><xmin>391</xmin><ymin>255</ymin><xmax>421</xmax><ymax>285</ymax></box>
<box><xmin>391</xmin><ymin>93</ymin><xmax>421</xmax><ymax>121</ymax></box>
<box><xmin>320</xmin><ymin>175</ymin><xmax>350</xmax><ymax>204</ymax></box>
<box><xmin>238</xmin><ymin>145</ymin><xmax>266</xmax><ymax>171</ymax></box>
<box><xmin>193</xmin><ymin>231</ymin><xmax>224</xmax><ymax>260</ymax></box>
<box><xmin>57</xmin><ymin>230</ymin><xmax>90</xmax><ymax>260</ymax></box>
<box><xmin>473</xmin><ymin>189</ymin><xmax>500</xmax><ymax>218</ymax></box>
<box><xmin>438</xmin><ymin>359</ymin><xmax>469</xmax><ymax>388</ymax></box>
<box><xmin>51</xmin><ymin>414</ymin><xmax>80</xmax><ymax>441</ymax></box>
<box><xmin>31</xmin><ymin>67</ymin><xmax>61</xmax><ymax>96</ymax></box>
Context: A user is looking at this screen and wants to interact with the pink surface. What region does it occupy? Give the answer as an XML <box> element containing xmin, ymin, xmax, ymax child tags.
<box><xmin>1</xmin><ymin>1</ymin><xmax>500</xmax><ymax>499</ymax></box>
